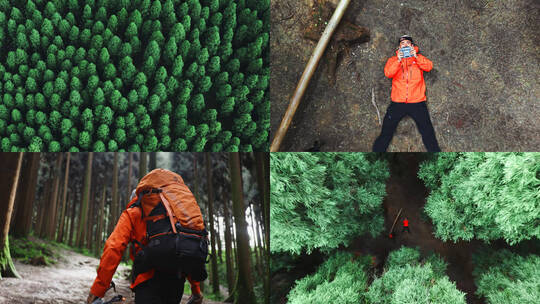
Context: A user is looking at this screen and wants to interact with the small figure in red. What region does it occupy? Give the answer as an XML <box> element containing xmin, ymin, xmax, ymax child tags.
<box><xmin>402</xmin><ymin>217</ymin><xmax>410</xmax><ymax>233</ymax></box>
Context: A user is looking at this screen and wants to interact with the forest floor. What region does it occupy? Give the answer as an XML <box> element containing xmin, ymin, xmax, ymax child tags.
<box><xmin>0</xmin><ymin>240</ymin><xmax>225</xmax><ymax>304</ymax></box>
<box><xmin>271</xmin><ymin>0</ymin><xmax>540</xmax><ymax>151</ymax></box>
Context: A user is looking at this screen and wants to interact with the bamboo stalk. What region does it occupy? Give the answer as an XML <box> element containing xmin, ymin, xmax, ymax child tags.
<box><xmin>270</xmin><ymin>0</ymin><xmax>352</xmax><ymax>152</ymax></box>
<box><xmin>389</xmin><ymin>208</ymin><xmax>403</xmax><ymax>235</ymax></box>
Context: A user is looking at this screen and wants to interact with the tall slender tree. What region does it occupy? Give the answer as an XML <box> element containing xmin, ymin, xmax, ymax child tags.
<box><xmin>228</xmin><ymin>153</ymin><xmax>256</xmax><ymax>304</ymax></box>
<box><xmin>0</xmin><ymin>152</ymin><xmax>23</xmax><ymax>279</ymax></box>
<box><xmin>57</xmin><ymin>152</ymin><xmax>71</xmax><ymax>242</ymax></box>
<box><xmin>149</xmin><ymin>152</ymin><xmax>157</xmax><ymax>170</ymax></box>
<box><xmin>68</xmin><ymin>193</ymin><xmax>77</xmax><ymax>246</ymax></box>
<box><xmin>205</xmin><ymin>154</ymin><xmax>220</xmax><ymax>294</ymax></box>
<box><xmin>12</xmin><ymin>153</ymin><xmax>41</xmax><ymax>237</ymax></box>
<box><xmin>127</xmin><ymin>152</ymin><xmax>133</xmax><ymax>197</ymax></box>
<box><xmin>77</xmin><ymin>153</ymin><xmax>93</xmax><ymax>248</ymax></box>
<box><xmin>223</xmin><ymin>191</ymin><xmax>235</xmax><ymax>294</ymax></box>
<box><xmin>139</xmin><ymin>152</ymin><xmax>147</xmax><ymax>179</ymax></box>
<box><xmin>47</xmin><ymin>153</ymin><xmax>64</xmax><ymax>239</ymax></box>
<box><xmin>109</xmin><ymin>152</ymin><xmax>119</xmax><ymax>234</ymax></box>
<box><xmin>96</xmin><ymin>187</ymin><xmax>106</xmax><ymax>254</ymax></box>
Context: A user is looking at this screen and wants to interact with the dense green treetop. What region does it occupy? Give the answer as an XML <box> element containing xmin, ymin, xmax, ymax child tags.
<box><xmin>472</xmin><ymin>249</ymin><xmax>539</xmax><ymax>304</ymax></box>
<box><xmin>418</xmin><ymin>153</ymin><xmax>540</xmax><ymax>244</ymax></box>
<box><xmin>270</xmin><ymin>152</ymin><xmax>389</xmax><ymax>254</ymax></box>
<box><xmin>0</xmin><ymin>0</ymin><xmax>269</xmax><ymax>151</ymax></box>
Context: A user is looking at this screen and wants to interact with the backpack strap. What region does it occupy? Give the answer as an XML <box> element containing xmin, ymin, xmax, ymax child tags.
<box><xmin>158</xmin><ymin>191</ymin><xmax>178</xmax><ymax>234</ymax></box>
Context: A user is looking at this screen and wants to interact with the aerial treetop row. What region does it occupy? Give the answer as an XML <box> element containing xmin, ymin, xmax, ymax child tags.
<box><xmin>0</xmin><ymin>0</ymin><xmax>270</xmax><ymax>151</ymax></box>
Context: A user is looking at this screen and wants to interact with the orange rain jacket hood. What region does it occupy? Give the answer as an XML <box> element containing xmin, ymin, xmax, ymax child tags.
<box><xmin>384</xmin><ymin>45</ymin><xmax>433</xmax><ymax>103</ymax></box>
<box><xmin>90</xmin><ymin>169</ymin><xmax>201</xmax><ymax>298</ymax></box>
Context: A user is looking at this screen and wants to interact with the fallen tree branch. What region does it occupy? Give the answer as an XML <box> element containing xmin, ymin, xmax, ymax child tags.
<box><xmin>271</xmin><ymin>0</ymin><xmax>352</xmax><ymax>152</ymax></box>
<box><xmin>372</xmin><ymin>87</ymin><xmax>381</xmax><ymax>125</ymax></box>
<box><xmin>389</xmin><ymin>208</ymin><xmax>403</xmax><ymax>235</ymax></box>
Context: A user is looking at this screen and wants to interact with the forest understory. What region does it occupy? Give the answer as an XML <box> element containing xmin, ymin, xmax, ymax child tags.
<box><xmin>271</xmin><ymin>153</ymin><xmax>539</xmax><ymax>304</ymax></box>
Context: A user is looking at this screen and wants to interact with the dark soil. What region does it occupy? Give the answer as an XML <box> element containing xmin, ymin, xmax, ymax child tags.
<box><xmin>271</xmin><ymin>0</ymin><xmax>540</xmax><ymax>151</ymax></box>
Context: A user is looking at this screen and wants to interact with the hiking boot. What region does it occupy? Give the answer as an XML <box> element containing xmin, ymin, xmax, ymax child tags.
<box><xmin>186</xmin><ymin>294</ymin><xmax>203</xmax><ymax>304</ymax></box>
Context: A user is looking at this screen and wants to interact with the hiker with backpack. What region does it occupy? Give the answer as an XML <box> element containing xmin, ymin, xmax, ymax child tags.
<box><xmin>86</xmin><ymin>169</ymin><xmax>208</xmax><ymax>304</ymax></box>
<box><xmin>372</xmin><ymin>35</ymin><xmax>441</xmax><ymax>152</ymax></box>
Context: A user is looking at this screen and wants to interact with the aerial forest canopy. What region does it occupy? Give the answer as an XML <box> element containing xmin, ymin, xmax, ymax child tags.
<box><xmin>418</xmin><ymin>152</ymin><xmax>540</xmax><ymax>245</ymax></box>
<box><xmin>287</xmin><ymin>247</ymin><xmax>466</xmax><ymax>304</ymax></box>
<box><xmin>0</xmin><ymin>0</ymin><xmax>270</xmax><ymax>152</ymax></box>
<box><xmin>270</xmin><ymin>152</ymin><xmax>389</xmax><ymax>254</ymax></box>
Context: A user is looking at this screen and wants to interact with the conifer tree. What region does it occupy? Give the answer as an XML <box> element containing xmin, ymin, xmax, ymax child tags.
<box><xmin>270</xmin><ymin>153</ymin><xmax>389</xmax><ymax>254</ymax></box>
<box><xmin>418</xmin><ymin>152</ymin><xmax>540</xmax><ymax>244</ymax></box>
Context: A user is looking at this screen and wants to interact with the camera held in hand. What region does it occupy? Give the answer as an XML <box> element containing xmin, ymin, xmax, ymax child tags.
<box><xmin>400</xmin><ymin>46</ymin><xmax>413</xmax><ymax>58</ymax></box>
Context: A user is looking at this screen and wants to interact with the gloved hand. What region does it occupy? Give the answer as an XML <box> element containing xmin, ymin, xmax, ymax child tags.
<box><xmin>87</xmin><ymin>292</ymin><xmax>99</xmax><ymax>304</ymax></box>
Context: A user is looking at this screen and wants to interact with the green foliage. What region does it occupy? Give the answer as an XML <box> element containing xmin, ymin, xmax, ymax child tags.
<box><xmin>287</xmin><ymin>252</ymin><xmax>372</xmax><ymax>304</ymax></box>
<box><xmin>418</xmin><ymin>153</ymin><xmax>540</xmax><ymax>244</ymax></box>
<box><xmin>365</xmin><ymin>247</ymin><xmax>466</xmax><ymax>304</ymax></box>
<box><xmin>0</xmin><ymin>0</ymin><xmax>269</xmax><ymax>151</ymax></box>
<box><xmin>472</xmin><ymin>249</ymin><xmax>539</xmax><ymax>304</ymax></box>
<box><xmin>9</xmin><ymin>237</ymin><xmax>58</xmax><ymax>266</ymax></box>
<box><xmin>270</xmin><ymin>153</ymin><xmax>389</xmax><ymax>254</ymax></box>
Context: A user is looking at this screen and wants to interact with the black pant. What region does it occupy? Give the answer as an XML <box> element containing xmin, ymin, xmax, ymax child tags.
<box><xmin>373</xmin><ymin>102</ymin><xmax>441</xmax><ymax>152</ymax></box>
<box><xmin>402</xmin><ymin>226</ymin><xmax>410</xmax><ymax>233</ymax></box>
<box><xmin>134</xmin><ymin>273</ymin><xmax>186</xmax><ymax>304</ymax></box>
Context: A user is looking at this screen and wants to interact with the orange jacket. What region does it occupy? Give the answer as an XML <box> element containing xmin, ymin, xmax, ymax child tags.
<box><xmin>384</xmin><ymin>46</ymin><xmax>433</xmax><ymax>103</ymax></box>
<box><xmin>89</xmin><ymin>196</ymin><xmax>200</xmax><ymax>298</ymax></box>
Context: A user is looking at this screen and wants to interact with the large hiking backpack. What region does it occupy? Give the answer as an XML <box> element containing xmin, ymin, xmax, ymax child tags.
<box><xmin>130</xmin><ymin>169</ymin><xmax>208</xmax><ymax>281</ymax></box>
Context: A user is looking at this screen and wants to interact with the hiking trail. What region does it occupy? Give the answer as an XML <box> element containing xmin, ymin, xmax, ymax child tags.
<box><xmin>0</xmin><ymin>242</ymin><xmax>226</xmax><ymax>304</ymax></box>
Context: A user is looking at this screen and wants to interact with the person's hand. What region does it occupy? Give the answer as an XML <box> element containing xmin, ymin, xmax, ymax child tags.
<box><xmin>410</xmin><ymin>47</ymin><xmax>417</xmax><ymax>58</ymax></box>
<box><xmin>397</xmin><ymin>49</ymin><xmax>404</xmax><ymax>61</ymax></box>
<box><xmin>87</xmin><ymin>292</ymin><xmax>98</xmax><ymax>304</ymax></box>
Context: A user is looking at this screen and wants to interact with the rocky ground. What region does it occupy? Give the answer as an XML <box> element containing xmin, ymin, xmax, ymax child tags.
<box><xmin>271</xmin><ymin>0</ymin><xmax>540</xmax><ymax>151</ymax></box>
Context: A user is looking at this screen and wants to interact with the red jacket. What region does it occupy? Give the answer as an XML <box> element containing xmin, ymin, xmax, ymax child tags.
<box><xmin>90</xmin><ymin>197</ymin><xmax>154</xmax><ymax>297</ymax></box>
<box><xmin>403</xmin><ymin>219</ymin><xmax>409</xmax><ymax>227</ymax></box>
<box><xmin>384</xmin><ymin>46</ymin><xmax>433</xmax><ymax>103</ymax></box>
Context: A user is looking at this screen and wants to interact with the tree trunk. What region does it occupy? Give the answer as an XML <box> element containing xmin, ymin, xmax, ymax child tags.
<box><xmin>139</xmin><ymin>152</ymin><xmax>147</xmax><ymax>179</ymax></box>
<box><xmin>223</xmin><ymin>192</ymin><xmax>234</xmax><ymax>294</ymax></box>
<box><xmin>192</xmin><ymin>154</ymin><xmax>204</xmax><ymax>293</ymax></box>
<box><xmin>68</xmin><ymin>194</ymin><xmax>76</xmax><ymax>246</ymax></box>
<box><xmin>216</xmin><ymin>215</ymin><xmax>223</xmax><ymax>263</ymax></box>
<box><xmin>127</xmin><ymin>152</ymin><xmax>133</xmax><ymax>198</ymax></box>
<box><xmin>149</xmin><ymin>152</ymin><xmax>157</xmax><ymax>170</ymax></box>
<box><xmin>110</xmin><ymin>152</ymin><xmax>119</xmax><ymax>234</ymax></box>
<box><xmin>205</xmin><ymin>154</ymin><xmax>219</xmax><ymax>294</ymax></box>
<box><xmin>86</xmin><ymin>186</ymin><xmax>95</xmax><ymax>251</ymax></box>
<box><xmin>255</xmin><ymin>152</ymin><xmax>270</xmax><ymax>304</ymax></box>
<box><xmin>56</xmin><ymin>152</ymin><xmax>71</xmax><ymax>242</ymax></box>
<box><xmin>97</xmin><ymin>187</ymin><xmax>106</xmax><ymax>254</ymax></box>
<box><xmin>249</xmin><ymin>204</ymin><xmax>262</xmax><ymax>277</ymax></box>
<box><xmin>0</xmin><ymin>152</ymin><xmax>23</xmax><ymax>278</ymax></box>
<box><xmin>47</xmin><ymin>153</ymin><xmax>64</xmax><ymax>239</ymax></box>
<box><xmin>77</xmin><ymin>153</ymin><xmax>93</xmax><ymax>248</ymax></box>
<box><xmin>228</xmin><ymin>153</ymin><xmax>256</xmax><ymax>304</ymax></box>
<box><xmin>38</xmin><ymin>178</ymin><xmax>52</xmax><ymax>238</ymax></box>
<box><xmin>12</xmin><ymin>153</ymin><xmax>41</xmax><ymax>238</ymax></box>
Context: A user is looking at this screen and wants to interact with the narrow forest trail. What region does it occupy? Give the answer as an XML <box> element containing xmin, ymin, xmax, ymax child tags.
<box><xmin>0</xmin><ymin>242</ymin><xmax>225</xmax><ymax>304</ymax></box>
<box><xmin>350</xmin><ymin>153</ymin><xmax>483</xmax><ymax>304</ymax></box>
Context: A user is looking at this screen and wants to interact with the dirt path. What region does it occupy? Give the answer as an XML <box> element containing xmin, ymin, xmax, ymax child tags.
<box><xmin>350</xmin><ymin>153</ymin><xmax>482</xmax><ymax>303</ymax></box>
<box><xmin>0</xmin><ymin>246</ymin><xmax>225</xmax><ymax>304</ymax></box>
